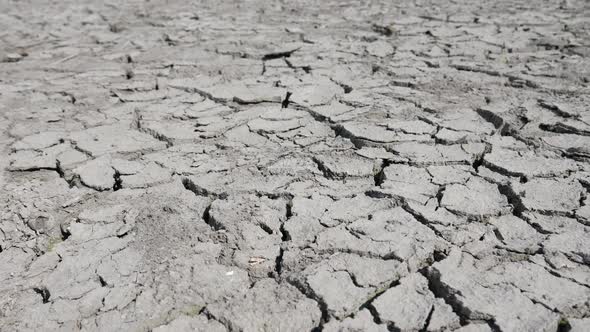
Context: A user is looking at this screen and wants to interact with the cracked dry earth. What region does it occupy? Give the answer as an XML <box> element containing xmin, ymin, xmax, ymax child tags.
<box><xmin>1</xmin><ymin>0</ymin><xmax>590</xmax><ymax>332</ymax></box>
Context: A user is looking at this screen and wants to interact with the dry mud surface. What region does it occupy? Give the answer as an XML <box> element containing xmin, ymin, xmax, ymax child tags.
<box><xmin>1</xmin><ymin>0</ymin><xmax>590</xmax><ymax>331</ymax></box>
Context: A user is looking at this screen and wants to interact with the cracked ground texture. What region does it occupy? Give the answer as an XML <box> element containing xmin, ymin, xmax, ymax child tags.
<box><xmin>1</xmin><ymin>0</ymin><xmax>590</xmax><ymax>331</ymax></box>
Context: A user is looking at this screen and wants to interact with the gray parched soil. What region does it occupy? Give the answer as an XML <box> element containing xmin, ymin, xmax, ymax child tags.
<box><xmin>1</xmin><ymin>0</ymin><xmax>590</xmax><ymax>331</ymax></box>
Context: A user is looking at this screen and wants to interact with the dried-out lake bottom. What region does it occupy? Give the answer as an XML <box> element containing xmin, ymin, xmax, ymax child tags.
<box><xmin>1</xmin><ymin>0</ymin><xmax>589</xmax><ymax>331</ymax></box>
